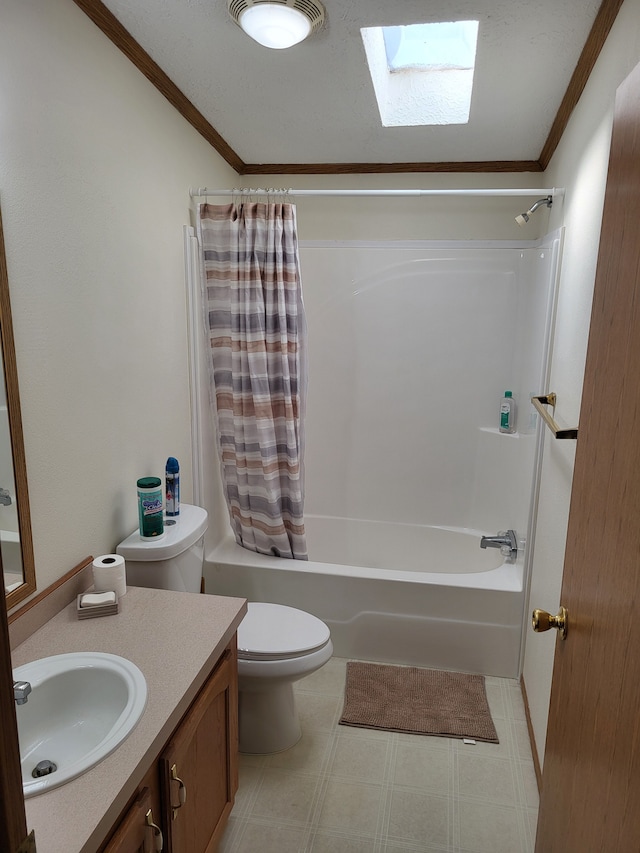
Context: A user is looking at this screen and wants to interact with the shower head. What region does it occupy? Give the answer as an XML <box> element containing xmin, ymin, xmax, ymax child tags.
<box><xmin>515</xmin><ymin>195</ymin><xmax>553</xmax><ymax>226</ymax></box>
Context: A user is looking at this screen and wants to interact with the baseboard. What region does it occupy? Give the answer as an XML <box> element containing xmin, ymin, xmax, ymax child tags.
<box><xmin>520</xmin><ymin>674</ymin><xmax>543</xmax><ymax>792</ymax></box>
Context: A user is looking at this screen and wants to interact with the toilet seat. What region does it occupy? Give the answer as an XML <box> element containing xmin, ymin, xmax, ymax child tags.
<box><xmin>236</xmin><ymin>602</ymin><xmax>333</xmax><ymax>753</ymax></box>
<box><xmin>238</xmin><ymin>602</ymin><xmax>331</xmax><ymax>661</ymax></box>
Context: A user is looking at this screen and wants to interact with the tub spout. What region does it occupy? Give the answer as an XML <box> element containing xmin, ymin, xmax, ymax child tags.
<box><xmin>13</xmin><ymin>679</ymin><xmax>31</xmax><ymax>705</ymax></box>
<box><xmin>480</xmin><ymin>530</ymin><xmax>518</xmax><ymax>563</ymax></box>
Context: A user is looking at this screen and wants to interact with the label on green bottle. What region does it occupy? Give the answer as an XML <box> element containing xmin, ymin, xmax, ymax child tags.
<box><xmin>138</xmin><ymin>488</ymin><xmax>164</xmax><ymax>537</ymax></box>
<box><xmin>500</xmin><ymin>403</ymin><xmax>510</xmax><ymax>430</ymax></box>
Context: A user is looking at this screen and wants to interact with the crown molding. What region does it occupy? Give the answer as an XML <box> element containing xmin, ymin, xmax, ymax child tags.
<box><xmin>74</xmin><ymin>0</ymin><xmax>623</xmax><ymax>176</ymax></box>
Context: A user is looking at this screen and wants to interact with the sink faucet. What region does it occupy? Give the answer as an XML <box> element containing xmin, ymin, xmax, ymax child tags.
<box><xmin>13</xmin><ymin>680</ymin><xmax>31</xmax><ymax>705</ymax></box>
<box><xmin>0</xmin><ymin>488</ymin><xmax>12</xmax><ymax>506</ymax></box>
<box><xmin>480</xmin><ymin>530</ymin><xmax>518</xmax><ymax>563</ymax></box>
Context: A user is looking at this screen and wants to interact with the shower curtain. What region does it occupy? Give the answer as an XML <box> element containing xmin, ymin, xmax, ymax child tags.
<box><xmin>197</xmin><ymin>202</ymin><xmax>308</xmax><ymax>559</ymax></box>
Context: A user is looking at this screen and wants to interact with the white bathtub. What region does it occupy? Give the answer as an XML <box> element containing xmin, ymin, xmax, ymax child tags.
<box><xmin>206</xmin><ymin>516</ymin><xmax>524</xmax><ymax>678</ymax></box>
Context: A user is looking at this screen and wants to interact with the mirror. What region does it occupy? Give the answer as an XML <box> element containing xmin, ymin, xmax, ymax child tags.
<box><xmin>0</xmin><ymin>207</ymin><xmax>35</xmax><ymax>609</ymax></box>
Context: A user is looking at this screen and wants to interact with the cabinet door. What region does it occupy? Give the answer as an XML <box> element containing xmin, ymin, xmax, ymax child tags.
<box><xmin>102</xmin><ymin>770</ymin><xmax>164</xmax><ymax>853</ymax></box>
<box><xmin>160</xmin><ymin>643</ymin><xmax>238</xmax><ymax>853</ymax></box>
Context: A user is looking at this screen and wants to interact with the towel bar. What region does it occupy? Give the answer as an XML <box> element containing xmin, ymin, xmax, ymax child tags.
<box><xmin>531</xmin><ymin>393</ymin><xmax>578</xmax><ymax>440</ymax></box>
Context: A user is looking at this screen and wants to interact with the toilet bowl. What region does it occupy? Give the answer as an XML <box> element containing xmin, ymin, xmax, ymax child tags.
<box><xmin>116</xmin><ymin>509</ymin><xmax>333</xmax><ymax>754</ymax></box>
<box><xmin>237</xmin><ymin>602</ymin><xmax>333</xmax><ymax>754</ymax></box>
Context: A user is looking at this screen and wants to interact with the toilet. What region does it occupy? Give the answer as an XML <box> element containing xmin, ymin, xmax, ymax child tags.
<box><xmin>237</xmin><ymin>602</ymin><xmax>333</xmax><ymax>754</ymax></box>
<box><xmin>116</xmin><ymin>503</ymin><xmax>209</xmax><ymax>593</ymax></box>
<box><xmin>116</xmin><ymin>504</ymin><xmax>333</xmax><ymax>754</ymax></box>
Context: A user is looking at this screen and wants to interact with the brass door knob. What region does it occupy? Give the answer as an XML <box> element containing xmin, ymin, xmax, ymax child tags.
<box><xmin>532</xmin><ymin>606</ymin><xmax>568</xmax><ymax>640</ymax></box>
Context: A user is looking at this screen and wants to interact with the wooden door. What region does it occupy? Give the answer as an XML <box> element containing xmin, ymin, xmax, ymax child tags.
<box><xmin>160</xmin><ymin>644</ymin><xmax>238</xmax><ymax>853</ymax></box>
<box><xmin>535</xmin><ymin>59</ymin><xmax>640</xmax><ymax>851</ymax></box>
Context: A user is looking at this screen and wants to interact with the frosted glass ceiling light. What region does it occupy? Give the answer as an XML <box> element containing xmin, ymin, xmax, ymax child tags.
<box><xmin>240</xmin><ymin>5</ymin><xmax>310</xmax><ymax>48</ymax></box>
<box><xmin>228</xmin><ymin>0</ymin><xmax>325</xmax><ymax>50</ymax></box>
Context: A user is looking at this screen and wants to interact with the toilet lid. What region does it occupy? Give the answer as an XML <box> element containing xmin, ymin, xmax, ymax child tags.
<box><xmin>238</xmin><ymin>602</ymin><xmax>330</xmax><ymax>661</ymax></box>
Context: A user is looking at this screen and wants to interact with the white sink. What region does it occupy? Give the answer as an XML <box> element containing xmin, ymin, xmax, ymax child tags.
<box><xmin>14</xmin><ymin>652</ymin><xmax>147</xmax><ymax>798</ymax></box>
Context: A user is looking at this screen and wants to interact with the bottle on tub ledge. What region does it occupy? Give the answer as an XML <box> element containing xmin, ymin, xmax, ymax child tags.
<box><xmin>499</xmin><ymin>391</ymin><xmax>517</xmax><ymax>434</ymax></box>
<box><xmin>165</xmin><ymin>456</ymin><xmax>180</xmax><ymax>518</ymax></box>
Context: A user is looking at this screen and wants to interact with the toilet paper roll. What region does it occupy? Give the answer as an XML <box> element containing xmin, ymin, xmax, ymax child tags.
<box><xmin>92</xmin><ymin>554</ymin><xmax>127</xmax><ymax>598</ymax></box>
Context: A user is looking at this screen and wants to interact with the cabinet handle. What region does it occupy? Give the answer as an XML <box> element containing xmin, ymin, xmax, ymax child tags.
<box><xmin>145</xmin><ymin>808</ymin><xmax>163</xmax><ymax>852</ymax></box>
<box><xmin>170</xmin><ymin>764</ymin><xmax>187</xmax><ymax>820</ymax></box>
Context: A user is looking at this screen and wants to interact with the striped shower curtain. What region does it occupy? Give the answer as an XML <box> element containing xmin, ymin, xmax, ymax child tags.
<box><xmin>197</xmin><ymin>202</ymin><xmax>308</xmax><ymax>560</ymax></box>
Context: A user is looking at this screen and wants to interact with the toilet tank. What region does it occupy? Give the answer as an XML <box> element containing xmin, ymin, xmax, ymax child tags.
<box><xmin>116</xmin><ymin>504</ymin><xmax>208</xmax><ymax>593</ymax></box>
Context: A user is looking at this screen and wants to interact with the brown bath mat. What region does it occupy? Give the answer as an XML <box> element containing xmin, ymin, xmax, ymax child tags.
<box><xmin>340</xmin><ymin>661</ymin><xmax>498</xmax><ymax>743</ymax></box>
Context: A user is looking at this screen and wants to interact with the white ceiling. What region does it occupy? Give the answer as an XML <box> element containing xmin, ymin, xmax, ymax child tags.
<box><xmin>96</xmin><ymin>0</ymin><xmax>604</xmax><ymax>169</ymax></box>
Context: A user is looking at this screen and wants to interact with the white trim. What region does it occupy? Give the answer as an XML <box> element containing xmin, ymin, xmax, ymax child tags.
<box><xmin>190</xmin><ymin>187</ymin><xmax>565</xmax><ymax>199</ymax></box>
<box><xmin>183</xmin><ymin>225</ymin><xmax>204</xmax><ymax>507</ymax></box>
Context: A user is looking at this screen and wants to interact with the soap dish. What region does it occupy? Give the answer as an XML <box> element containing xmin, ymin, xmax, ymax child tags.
<box><xmin>76</xmin><ymin>591</ymin><xmax>119</xmax><ymax>619</ymax></box>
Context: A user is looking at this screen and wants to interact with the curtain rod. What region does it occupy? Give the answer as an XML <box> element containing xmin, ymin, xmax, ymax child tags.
<box><xmin>190</xmin><ymin>186</ymin><xmax>564</xmax><ymax>199</ymax></box>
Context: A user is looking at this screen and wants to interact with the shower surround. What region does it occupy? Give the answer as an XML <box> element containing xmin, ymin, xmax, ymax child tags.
<box><xmin>205</xmin><ymin>238</ymin><xmax>561</xmax><ymax>677</ymax></box>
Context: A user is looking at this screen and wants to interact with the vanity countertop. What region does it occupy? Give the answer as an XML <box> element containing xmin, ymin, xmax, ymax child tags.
<box><xmin>12</xmin><ymin>585</ymin><xmax>247</xmax><ymax>853</ymax></box>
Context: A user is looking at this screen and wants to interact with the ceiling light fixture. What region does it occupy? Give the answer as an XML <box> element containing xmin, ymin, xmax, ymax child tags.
<box><xmin>228</xmin><ymin>0</ymin><xmax>325</xmax><ymax>50</ymax></box>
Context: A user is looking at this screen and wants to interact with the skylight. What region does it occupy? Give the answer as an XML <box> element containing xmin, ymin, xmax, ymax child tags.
<box><xmin>361</xmin><ymin>21</ymin><xmax>479</xmax><ymax>127</ymax></box>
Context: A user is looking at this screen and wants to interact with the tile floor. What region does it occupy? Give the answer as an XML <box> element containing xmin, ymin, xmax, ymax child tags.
<box><xmin>220</xmin><ymin>657</ymin><xmax>539</xmax><ymax>853</ymax></box>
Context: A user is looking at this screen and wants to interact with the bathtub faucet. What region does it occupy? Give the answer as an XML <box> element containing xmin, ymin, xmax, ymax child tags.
<box><xmin>13</xmin><ymin>680</ymin><xmax>31</xmax><ymax>705</ymax></box>
<box><xmin>480</xmin><ymin>530</ymin><xmax>518</xmax><ymax>563</ymax></box>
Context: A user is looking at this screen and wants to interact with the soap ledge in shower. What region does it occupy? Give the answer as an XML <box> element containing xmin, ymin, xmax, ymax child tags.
<box><xmin>479</xmin><ymin>427</ymin><xmax>529</xmax><ymax>438</ymax></box>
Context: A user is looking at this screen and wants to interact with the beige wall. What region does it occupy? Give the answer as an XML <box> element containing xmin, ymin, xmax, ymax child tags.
<box><xmin>0</xmin><ymin>0</ymin><xmax>558</xmax><ymax>608</ymax></box>
<box><xmin>245</xmin><ymin>172</ymin><xmax>554</xmax><ymax>242</ymax></box>
<box><xmin>2</xmin><ymin>0</ymin><xmax>639</xmax><ymax>770</ymax></box>
<box><xmin>1</xmin><ymin>0</ymin><xmax>236</xmax><ymax>598</ymax></box>
<box><xmin>523</xmin><ymin>0</ymin><xmax>640</xmax><ymax>765</ymax></box>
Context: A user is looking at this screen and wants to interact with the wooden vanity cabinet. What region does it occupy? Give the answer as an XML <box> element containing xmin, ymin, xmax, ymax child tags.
<box><xmin>101</xmin><ymin>765</ymin><xmax>163</xmax><ymax>853</ymax></box>
<box><xmin>102</xmin><ymin>640</ymin><xmax>238</xmax><ymax>853</ymax></box>
<box><xmin>160</xmin><ymin>643</ymin><xmax>238</xmax><ymax>853</ymax></box>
